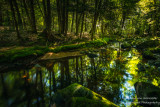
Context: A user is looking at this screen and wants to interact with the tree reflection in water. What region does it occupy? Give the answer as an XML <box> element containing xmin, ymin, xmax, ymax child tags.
<box><xmin>0</xmin><ymin>47</ymin><xmax>160</xmax><ymax>107</ymax></box>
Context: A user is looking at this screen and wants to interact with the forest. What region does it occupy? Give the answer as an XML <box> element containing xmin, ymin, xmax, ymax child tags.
<box><xmin>0</xmin><ymin>0</ymin><xmax>160</xmax><ymax>107</ymax></box>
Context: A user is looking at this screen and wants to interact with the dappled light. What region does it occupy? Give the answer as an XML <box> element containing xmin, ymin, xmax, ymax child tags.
<box><xmin>0</xmin><ymin>0</ymin><xmax>160</xmax><ymax>106</ymax></box>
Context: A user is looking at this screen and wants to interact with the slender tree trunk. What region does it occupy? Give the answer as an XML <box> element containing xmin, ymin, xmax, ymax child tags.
<box><xmin>64</xmin><ymin>0</ymin><xmax>69</xmax><ymax>36</ymax></box>
<box><xmin>13</xmin><ymin>0</ymin><xmax>23</xmax><ymax>26</ymax></box>
<box><xmin>71</xmin><ymin>11</ymin><xmax>75</xmax><ymax>32</ymax></box>
<box><xmin>80</xmin><ymin>13</ymin><xmax>85</xmax><ymax>38</ymax></box>
<box><xmin>56</xmin><ymin>0</ymin><xmax>61</xmax><ymax>33</ymax></box>
<box><xmin>52</xmin><ymin>16</ymin><xmax>54</xmax><ymax>30</ymax></box>
<box><xmin>101</xmin><ymin>18</ymin><xmax>104</xmax><ymax>38</ymax></box>
<box><xmin>42</xmin><ymin>0</ymin><xmax>47</xmax><ymax>27</ymax></box>
<box><xmin>29</xmin><ymin>0</ymin><xmax>37</xmax><ymax>33</ymax></box>
<box><xmin>23</xmin><ymin>0</ymin><xmax>31</xmax><ymax>28</ymax></box>
<box><xmin>91</xmin><ymin>0</ymin><xmax>102</xmax><ymax>40</ymax></box>
<box><xmin>9</xmin><ymin>0</ymin><xmax>22</xmax><ymax>41</ymax></box>
<box><xmin>61</xmin><ymin>0</ymin><xmax>65</xmax><ymax>34</ymax></box>
<box><xmin>76</xmin><ymin>0</ymin><xmax>79</xmax><ymax>36</ymax></box>
<box><xmin>0</xmin><ymin>5</ymin><xmax>2</xmax><ymax>26</ymax></box>
<box><xmin>80</xmin><ymin>0</ymin><xmax>86</xmax><ymax>38</ymax></box>
<box><xmin>46</xmin><ymin>0</ymin><xmax>51</xmax><ymax>35</ymax></box>
<box><xmin>20</xmin><ymin>1</ymin><xmax>26</xmax><ymax>29</ymax></box>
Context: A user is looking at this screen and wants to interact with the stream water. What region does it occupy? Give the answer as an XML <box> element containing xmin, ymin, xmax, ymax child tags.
<box><xmin>0</xmin><ymin>43</ymin><xmax>160</xmax><ymax>107</ymax></box>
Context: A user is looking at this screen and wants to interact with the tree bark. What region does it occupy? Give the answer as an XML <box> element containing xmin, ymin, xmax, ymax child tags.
<box><xmin>46</xmin><ymin>0</ymin><xmax>51</xmax><ymax>34</ymax></box>
<box><xmin>13</xmin><ymin>0</ymin><xmax>23</xmax><ymax>26</ymax></box>
<box><xmin>9</xmin><ymin>0</ymin><xmax>22</xmax><ymax>41</ymax></box>
<box><xmin>80</xmin><ymin>13</ymin><xmax>85</xmax><ymax>38</ymax></box>
<box><xmin>71</xmin><ymin>11</ymin><xmax>75</xmax><ymax>32</ymax></box>
<box><xmin>56</xmin><ymin>0</ymin><xmax>62</xmax><ymax>33</ymax></box>
<box><xmin>0</xmin><ymin>5</ymin><xmax>2</xmax><ymax>26</ymax></box>
<box><xmin>75</xmin><ymin>0</ymin><xmax>79</xmax><ymax>36</ymax></box>
<box><xmin>80</xmin><ymin>0</ymin><xmax>86</xmax><ymax>38</ymax></box>
<box><xmin>91</xmin><ymin>0</ymin><xmax>102</xmax><ymax>40</ymax></box>
<box><xmin>29</xmin><ymin>0</ymin><xmax>37</xmax><ymax>33</ymax></box>
<box><xmin>23</xmin><ymin>0</ymin><xmax>31</xmax><ymax>28</ymax></box>
<box><xmin>64</xmin><ymin>0</ymin><xmax>69</xmax><ymax>36</ymax></box>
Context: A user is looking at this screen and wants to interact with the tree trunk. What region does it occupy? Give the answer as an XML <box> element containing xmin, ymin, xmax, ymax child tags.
<box><xmin>46</xmin><ymin>0</ymin><xmax>51</xmax><ymax>34</ymax></box>
<box><xmin>91</xmin><ymin>0</ymin><xmax>102</xmax><ymax>40</ymax></box>
<box><xmin>85</xmin><ymin>14</ymin><xmax>87</xmax><ymax>32</ymax></box>
<box><xmin>13</xmin><ymin>0</ymin><xmax>23</xmax><ymax>26</ymax></box>
<box><xmin>0</xmin><ymin>5</ymin><xmax>2</xmax><ymax>26</ymax></box>
<box><xmin>29</xmin><ymin>0</ymin><xmax>37</xmax><ymax>33</ymax></box>
<box><xmin>61</xmin><ymin>0</ymin><xmax>65</xmax><ymax>34</ymax></box>
<box><xmin>101</xmin><ymin>18</ymin><xmax>104</xmax><ymax>38</ymax></box>
<box><xmin>64</xmin><ymin>0</ymin><xmax>69</xmax><ymax>36</ymax></box>
<box><xmin>80</xmin><ymin>13</ymin><xmax>84</xmax><ymax>38</ymax></box>
<box><xmin>80</xmin><ymin>0</ymin><xmax>86</xmax><ymax>38</ymax></box>
<box><xmin>23</xmin><ymin>0</ymin><xmax>31</xmax><ymax>28</ymax></box>
<box><xmin>56</xmin><ymin>0</ymin><xmax>62</xmax><ymax>33</ymax></box>
<box><xmin>9</xmin><ymin>0</ymin><xmax>22</xmax><ymax>41</ymax></box>
<box><xmin>75</xmin><ymin>0</ymin><xmax>79</xmax><ymax>36</ymax></box>
<box><xmin>71</xmin><ymin>11</ymin><xmax>75</xmax><ymax>32</ymax></box>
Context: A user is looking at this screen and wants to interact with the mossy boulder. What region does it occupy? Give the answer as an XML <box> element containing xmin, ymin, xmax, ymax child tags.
<box><xmin>142</xmin><ymin>50</ymin><xmax>157</xmax><ymax>60</ymax></box>
<box><xmin>53</xmin><ymin>83</ymin><xmax>118</xmax><ymax>107</ymax></box>
<box><xmin>134</xmin><ymin>82</ymin><xmax>160</xmax><ymax>107</ymax></box>
<box><xmin>121</xmin><ymin>42</ymin><xmax>131</xmax><ymax>49</ymax></box>
<box><xmin>136</xmin><ymin>39</ymin><xmax>160</xmax><ymax>49</ymax></box>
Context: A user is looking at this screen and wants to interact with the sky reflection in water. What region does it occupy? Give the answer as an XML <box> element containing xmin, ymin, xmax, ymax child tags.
<box><xmin>0</xmin><ymin>46</ymin><xmax>159</xmax><ymax>107</ymax></box>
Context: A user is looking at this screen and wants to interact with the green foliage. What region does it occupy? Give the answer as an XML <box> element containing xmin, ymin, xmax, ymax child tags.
<box><xmin>53</xmin><ymin>83</ymin><xmax>118</xmax><ymax>107</ymax></box>
<box><xmin>0</xmin><ymin>46</ymin><xmax>49</xmax><ymax>63</ymax></box>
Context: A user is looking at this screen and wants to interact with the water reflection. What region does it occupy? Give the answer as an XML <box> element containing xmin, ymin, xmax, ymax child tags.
<box><xmin>0</xmin><ymin>47</ymin><xmax>160</xmax><ymax>107</ymax></box>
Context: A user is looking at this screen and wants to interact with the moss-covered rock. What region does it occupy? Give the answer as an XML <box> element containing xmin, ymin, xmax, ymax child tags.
<box><xmin>53</xmin><ymin>83</ymin><xmax>118</xmax><ymax>107</ymax></box>
<box><xmin>136</xmin><ymin>39</ymin><xmax>160</xmax><ymax>49</ymax></box>
<box><xmin>0</xmin><ymin>46</ymin><xmax>49</xmax><ymax>63</ymax></box>
<box><xmin>142</xmin><ymin>50</ymin><xmax>157</xmax><ymax>60</ymax></box>
<box><xmin>134</xmin><ymin>82</ymin><xmax>160</xmax><ymax>107</ymax></box>
<box><xmin>121</xmin><ymin>42</ymin><xmax>132</xmax><ymax>49</ymax></box>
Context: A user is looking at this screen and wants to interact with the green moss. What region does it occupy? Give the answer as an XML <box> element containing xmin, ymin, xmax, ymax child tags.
<box><xmin>136</xmin><ymin>39</ymin><xmax>160</xmax><ymax>49</ymax></box>
<box><xmin>121</xmin><ymin>42</ymin><xmax>131</xmax><ymax>49</ymax></box>
<box><xmin>0</xmin><ymin>39</ymin><xmax>108</xmax><ymax>63</ymax></box>
<box><xmin>53</xmin><ymin>83</ymin><xmax>118</xmax><ymax>107</ymax></box>
<box><xmin>50</xmin><ymin>39</ymin><xmax>108</xmax><ymax>53</ymax></box>
<box><xmin>142</xmin><ymin>50</ymin><xmax>156</xmax><ymax>60</ymax></box>
<box><xmin>0</xmin><ymin>46</ymin><xmax>49</xmax><ymax>63</ymax></box>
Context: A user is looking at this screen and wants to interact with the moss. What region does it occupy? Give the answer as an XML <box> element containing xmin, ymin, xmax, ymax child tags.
<box><xmin>50</xmin><ymin>39</ymin><xmax>108</xmax><ymax>53</ymax></box>
<box><xmin>0</xmin><ymin>39</ymin><xmax>108</xmax><ymax>63</ymax></box>
<box><xmin>142</xmin><ymin>50</ymin><xmax>156</xmax><ymax>60</ymax></box>
<box><xmin>0</xmin><ymin>46</ymin><xmax>49</xmax><ymax>63</ymax></box>
<box><xmin>53</xmin><ymin>83</ymin><xmax>118</xmax><ymax>107</ymax></box>
<box><xmin>136</xmin><ymin>39</ymin><xmax>160</xmax><ymax>49</ymax></box>
<box><xmin>121</xmin><ymin>42</ymin><xmax>131</xmax><ymax>49</ymax></box>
